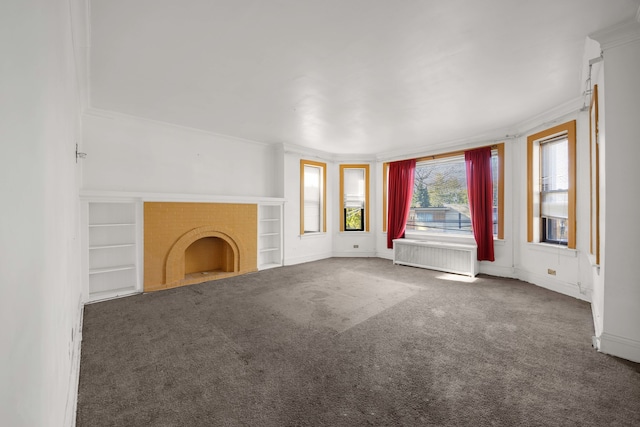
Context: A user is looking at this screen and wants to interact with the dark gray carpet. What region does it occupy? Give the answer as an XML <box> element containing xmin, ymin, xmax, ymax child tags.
<box><xmin>77</xmin><ymin>258</ymin><xmax>640</xmax><ymax>426</ymax></box>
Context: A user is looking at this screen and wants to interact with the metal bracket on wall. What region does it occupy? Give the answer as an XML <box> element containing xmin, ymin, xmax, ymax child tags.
<box><xmin>76</xmin><ymin>143</ymin><xmax>87</xmax><ymax>163</ymax></box>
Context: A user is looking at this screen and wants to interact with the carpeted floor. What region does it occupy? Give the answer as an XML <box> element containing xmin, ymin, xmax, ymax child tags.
<box><xmin>76</xmin><ymin>258</ymin><xmax>640</xmax><ymax>426</ymax></box>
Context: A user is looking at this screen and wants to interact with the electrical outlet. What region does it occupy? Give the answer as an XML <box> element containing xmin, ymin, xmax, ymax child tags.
<box><xmin>353</xmin><ymin>244</ymin><xmax>359</xmax><ymax>248</ymax></box>
<box><xmin>547</xmin><ymin>268</ymin><xmax>556</xmax><ymax>276</ymax></box>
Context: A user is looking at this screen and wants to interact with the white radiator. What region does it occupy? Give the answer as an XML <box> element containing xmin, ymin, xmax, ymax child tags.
<box><xmin>393</xmin><ymin>239</ymin><xmax>479</xmax><ymax>277</ymax></box>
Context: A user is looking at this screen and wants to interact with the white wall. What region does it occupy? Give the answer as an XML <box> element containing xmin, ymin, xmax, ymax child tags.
<box><xmin>82</xmin><ymin>111</ymin><xmax>279</xmax><ymax>197</ymax></box>
<box><xmin>282</xmin><ymin>150</ymin><xmax>334</xmax><ymax>265</ymax></box>
<box><xmin>0</xmin><ymin>1</ymin><xmax>83</xmax><ymax>426</ymax></box>
<box><xmin>512</xmin><ymin>111</ymin><xmax>592</xmax><ymax>301</ymax></box>
<box><xmin>594</xmin><ymin>22</ymin><xmax>640</xmax><ymax>362</ymax></box>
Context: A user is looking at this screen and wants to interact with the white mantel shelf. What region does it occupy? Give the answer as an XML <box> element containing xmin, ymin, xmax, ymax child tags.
<box><xmin>80</xmin><ymin>189</ymin><xmax>286</xmax><ymax>204</ymax></box>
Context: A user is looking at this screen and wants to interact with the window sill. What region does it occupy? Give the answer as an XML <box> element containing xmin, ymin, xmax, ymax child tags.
<box><xmin>338</xmin><ymin>231</ymin><xmax>370</xmax><ymax>235</ymax></box>
<box><xmin>527</xmin><ymin>242</ymin><xmax>577</xmax><ymax>257</ymax></box>
<box><xmin>300</xmin><ymin>232</ymin><xmax>327</xmax><ymax>239</ymax></box>
<box><xmin>404</xmin><ymin>231</ymin><xmax>504</xmax><ymax>246</ymax></box>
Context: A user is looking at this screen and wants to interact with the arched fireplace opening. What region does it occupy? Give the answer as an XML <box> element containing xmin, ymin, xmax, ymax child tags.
<box><xmin>184</xmin><ymin>236</ymin><xmax>234</xmax><ymax>279</ymax></box>
<box><xmin>164</xmin><ymin>227</ymin><xmax>240</xmax><ymax>289</ymax></box>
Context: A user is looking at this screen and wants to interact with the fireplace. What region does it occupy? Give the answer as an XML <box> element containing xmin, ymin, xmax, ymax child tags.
<box><xmin>144</xmin><ymin>202</ymin><xmax>257</xmax><ymax>291</ymax></box>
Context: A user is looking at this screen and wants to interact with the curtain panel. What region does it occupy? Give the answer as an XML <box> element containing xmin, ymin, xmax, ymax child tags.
<box><xmin>387</xmin><ymin>159</ymin><xmax>416</xmax><ymax>249</ymax></box>
<box><xmin>465</xmin><ymin>147</ymin><xmax>495</xmax><ymax>261</ymax></box>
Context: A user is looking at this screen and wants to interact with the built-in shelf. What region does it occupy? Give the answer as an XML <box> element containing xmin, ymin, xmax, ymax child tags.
<box><xmin>89</xmin><ymin>264</ymin><xmax>136</xmax><ymax>275</ymax></box>
<box><xmin>86</xmin><ymin>286</ymin><xmax>139</xmax><ymax>304</ymax></box>
<box><xmin>89</xmin><ymin>243</ymin><xmax>135</xmax><ymax>250</ymax></box>
<box><xmin>257</xmin><ymin>203</ymin><xmax>283</xmax><ymax>270</ymax></box>
<box><xmin>83</xmin><ymin>200</ymin><xmax>142</xmax><ymax>302</ymax></box>
<box><xmin>89</xmin><ymin>223</ymin><xmax>136</xmax><ymax>227</ymax></box>
<box><xmin>259</xmin><ymin>262</ymin><xmax>282</xmax><ymax>270</ymax></box>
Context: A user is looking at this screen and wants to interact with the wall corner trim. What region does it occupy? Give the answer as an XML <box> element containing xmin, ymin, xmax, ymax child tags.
<box><xmin>64</xmin><ymin>300</ymin><xmax>84</xmax><ymax>427</ymax></box>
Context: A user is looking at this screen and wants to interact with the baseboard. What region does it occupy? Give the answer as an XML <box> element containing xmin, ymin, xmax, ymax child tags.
<box><xmin>284</xmin><ymin>251</ymin><xmax>333</xmax><ymax>266</ymax></box>
<box><xmin>64</xmin><ymin>299</ymin><xmax>84</xmax><ymax>427</ymax></box>
<box><xmin>375</xmin><ymin>250</ymin><xmax>394</xmax><ymax>260</ymax></box>
<box><xmin>478</xmin><ymin>264</ymin><xmax>516</xmax><ymax>279</ymax></box>
<box><xmin>515</xmin><ymin>269</ymin><xmax>590</xmax><ymax>302</ymax></box>
<box><xmin>332</xmin><ymin>251</ymin><xmax>377</xmax><ymax>258</ymax></box>
<box><xmin>598</xmin><ymin>332</ymin><xmax>640</xmax><ymax>363</ymax></box>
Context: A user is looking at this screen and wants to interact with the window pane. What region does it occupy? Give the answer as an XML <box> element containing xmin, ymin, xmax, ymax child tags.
<box><xmin>541</xmin><ymin>138</ymin><xmax>568</xmax><ymax>191</ymax></box>
<box><xmin>345</xmin><ymin>207</ymin><xmax>363</xmax><ymax>231</ymax></box>
<box><xmin>304</xmin><ymin>165</ymin><xmax>321</xmax><ymax>233</ymax></box>
<box><xmin>543</xmin><ymin>217</ymin><xmax>568</xmax><ymax>244</ymax></box>
<box><xmin>540</xmin><ymin>192</ymin><xmax>568</xmax><ymax>219</ymax></box>
<box><xmin>540</xmin><ymin>136</ymin><xmax>569</xmax><ymax>244</ymax></box>
<box><xmin>407</xmin><ymin>152</ymin><xmax>498</xmax><ymax>235</ymax></box>
<box><xmin>344</xmin><ymin>168</ymin><xmax>365</xmax><ymax>208</ymax></box>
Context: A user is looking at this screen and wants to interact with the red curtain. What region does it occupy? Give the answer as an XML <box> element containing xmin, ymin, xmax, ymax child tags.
<box><xmin>387</xmin><ymin>159</ymin><xmax>416</xmax><ymax>249</ymax></box>
<box><xmin>465</xmin><ymin>147</ymin><xmax>495</xmax><ymax>261</ymax></box>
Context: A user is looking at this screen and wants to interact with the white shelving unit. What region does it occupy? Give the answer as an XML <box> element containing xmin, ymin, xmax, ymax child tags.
<box><xmin>82</xmin><ymin>199</ymin><xmax>142</xmax><ymax>302</ymax></box>
<box><xmin>258</xmin><ymin>203</ymin><xmax>284</xmax><ymax>270</ymax></box>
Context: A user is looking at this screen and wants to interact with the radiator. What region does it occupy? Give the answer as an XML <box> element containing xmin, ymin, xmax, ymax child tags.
<box><xmin>393</xmin><ymin>239</ymin><xmax>478</xmax><ymax>277</ymax></box>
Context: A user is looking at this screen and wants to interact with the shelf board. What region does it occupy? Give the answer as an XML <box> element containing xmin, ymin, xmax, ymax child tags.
<box><xmin>259</xmin><ymin>218</ymin><xmax>280</xmax><ymax>222</ymax></box>
<box><xmin>88</xmin><ymin>286</ymin><xmax>139</xmax><ymax>303</ymax></box>
<box><xmin>89</xmin><ymin>243</ymin><xmax>135</xmax><ymax>250</ymax></box>
<box><xmin>89</xmin><ymin>223</ymin><xmax>136</xmax><ymax>228</ymax></box>
<box><xmin>259</xmin><ymin>232</ymin><xmax>280</xmax><ymax>237</ymax></box>
<box><xmin>89</xmin><ymin>264</ymin><xmax>136</xmax><ymax>275</ymax></box>
<box><xmin>259</xmin><ymin>262</ymin><xmax>282</xmax><ymax>270</ymax></box>
<box><xmin>259</xmin><ymin>247</ymin><xmax>280</xmax><ymax>253</ymax></box>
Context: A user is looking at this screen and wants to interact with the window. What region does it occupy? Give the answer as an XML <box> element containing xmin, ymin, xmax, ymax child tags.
<box><xmin>383</xmin><ymin>144</ymin><xmax>504</xmax><ymax>238</ymax></box>
<box><xmin>540</xmin><ymin>137</ymin><xmax>569</xmax><ymax>244</ymax></box>
<box><xmin>300</xmin><ymin>160</ymin><xmax>326</xmax><ymax>234</ymax></box>
<box><xmin>527</xmin><ymin>121</ymin><xmax>576</xmax><ymax>248</ymax></box>
<box><xmin>340</xmin><ymin>164</ymin><xmax>370</xmax><ymax>232</ymax></box>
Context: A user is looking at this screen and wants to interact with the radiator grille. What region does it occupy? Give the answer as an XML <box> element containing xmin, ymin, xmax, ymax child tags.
<box><xmin>393</xmin><ymin>240</ymin><xmax>478</xmax><ymax>277</ymax></box>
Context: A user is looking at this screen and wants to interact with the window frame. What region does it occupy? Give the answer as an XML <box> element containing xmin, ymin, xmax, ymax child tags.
<box><xmin>300</xmin><ymin>159</ymin><xmax>327</xmax><ymax>235</ymax></box>
<box><xmin>340</xmin><ymin>164</ymin><xmax>370</xmax><ymax>232</ymax></box>
<box><xmin>382</xmin><ymin>143</ymin><xmax>504</xmax><ymax>239</ymax></box>
<box><xmin>589</xmin><ymin>85</ymin><xmax>600</xmax><ymax>264</ymax></box>
<box><xmin>527</xmin><ymin>120</ymin><xmax>576</xmax><ymax>249</ymax></box>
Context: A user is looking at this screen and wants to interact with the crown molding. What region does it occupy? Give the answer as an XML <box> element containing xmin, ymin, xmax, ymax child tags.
<box><xmin>590</xmin><ymin>18</ymin><xmax>640</xmax><ymax>50</ymax></box>
<box><xmin>509</xmin><ymin>96</ymin><xmax>582</xmax><ymax>138</ymax></box>
<box><xmin>280</xmin><ymin>143</ymin><xmax>376</xmax><ymax>163</ymax></box>
<box><xmin>375</xmin><ymin>130</ymin><xmax>513</xmax><ymax>163</ymax></box>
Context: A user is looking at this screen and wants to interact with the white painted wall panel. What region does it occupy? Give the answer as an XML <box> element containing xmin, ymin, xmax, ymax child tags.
<box><xmin>0</xmin><ymin>1</ymin><xmax>83</xmax><ymax>425</ymax></box>
<box><xmin>82</xmin><ymin>112</ymin><xmax>278</xmax><ymax>197</ymax></box>
<box><xmin>600</xmin><ymin>35</ymin><xmax>640</xmax><ymax>361</ymax></box>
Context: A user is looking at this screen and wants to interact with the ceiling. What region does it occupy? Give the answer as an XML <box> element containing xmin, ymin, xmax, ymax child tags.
<box><xmin>89</xmin><ymin>0</ymin><xmax>640</xmax><ymax>155</ymax></box>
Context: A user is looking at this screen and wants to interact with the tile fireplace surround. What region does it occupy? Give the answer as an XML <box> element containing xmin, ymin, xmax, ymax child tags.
<box><xmin>144</xmin><ymin>202</ymin><xmax>258</xmax><ymax>292</ymax></box>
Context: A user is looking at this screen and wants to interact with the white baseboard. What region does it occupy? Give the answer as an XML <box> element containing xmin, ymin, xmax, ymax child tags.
<box><xmin>515</xmin><ymin>269</ymin><xmax>590</xmax><ymax>302</ymax></box>
<box><xmin>478</xmin><ymin>264</ymin><xmax>516</xmax><ymax>278</ymax></box>
<box><xmin>64</xmin><ymin>300</ymin><xmax>84</xmax><ymax>427</ymax></box>
<box><xmin>375</xmin><ymin>250</ymin><xmax>394</xmax><ymax>260</ymax></box>
<box><xmin>284</xmin><ymin>251</ymin><xmax>333</xmax><ymax>266</ymax></box>
<box><xmin>332</xmin><ymin>251</ymin><xmax>377</xmax><ymax>258</ymax></box>
<box><xmin>598</xmin><ymin>332</ymin><xmax>640</xmax><ymax>363</ymax></box>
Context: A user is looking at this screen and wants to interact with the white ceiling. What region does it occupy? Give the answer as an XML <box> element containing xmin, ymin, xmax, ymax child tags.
<box><xmin>89</xmin><ymin>0</ymin><xmax>640</xmax><ymax>155</ymax></box>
